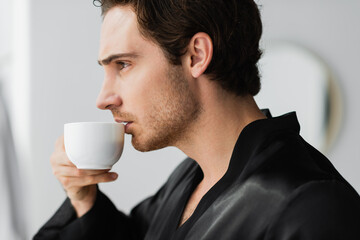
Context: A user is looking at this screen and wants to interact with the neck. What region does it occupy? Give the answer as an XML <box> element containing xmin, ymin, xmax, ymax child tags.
<box><xmin>176</xmin><ymin>86</ymin><xmax>266</xmax><ymax>187</ymax></box>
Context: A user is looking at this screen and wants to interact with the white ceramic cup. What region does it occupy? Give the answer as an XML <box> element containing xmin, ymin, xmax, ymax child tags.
<box><xmin>64</xmin><ymin>122</ymin><xmax>124</xmax><ymax>169</ymax></box>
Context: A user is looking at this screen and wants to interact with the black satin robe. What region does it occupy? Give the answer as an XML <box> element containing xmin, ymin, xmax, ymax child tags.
<box><xmin>34</xmin><ymin>112</ymin><xmax>360</xmax><ymax>240</ymax></box>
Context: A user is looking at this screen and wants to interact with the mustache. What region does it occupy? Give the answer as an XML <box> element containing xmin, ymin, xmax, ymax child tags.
<box><xmin>111</xmin><ymin>109</ymin><xmax>137</xmax><ymax>121</ymax></box>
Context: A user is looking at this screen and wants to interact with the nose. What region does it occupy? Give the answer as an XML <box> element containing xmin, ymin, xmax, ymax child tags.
<box><xmin>96</xmin><ymin>77</ymin><xmax>122</xmax><ymax>110</ymax></box>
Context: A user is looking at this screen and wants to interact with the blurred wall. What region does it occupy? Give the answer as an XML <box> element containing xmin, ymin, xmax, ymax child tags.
<box><xmin>259</xmin><ymin>0</ymin><xmax>360</xmax><ymax>193</ymax></box>
<box><xmin>9</xmin><ymin>0</ymin><xmax>360</xmax><ymax>238</ymax></box>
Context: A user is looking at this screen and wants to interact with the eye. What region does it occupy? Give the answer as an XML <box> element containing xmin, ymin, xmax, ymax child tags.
<box><xmin>115</xmin><ymin>61</ymin><xmax>130</xmax><ymax>70</ymax></box>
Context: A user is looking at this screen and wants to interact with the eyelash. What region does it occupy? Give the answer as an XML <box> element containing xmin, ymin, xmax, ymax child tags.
<box><xmin>115</xmin><ymin>61</ymin><xmax>130</xmax><ymax>70</ymax></box>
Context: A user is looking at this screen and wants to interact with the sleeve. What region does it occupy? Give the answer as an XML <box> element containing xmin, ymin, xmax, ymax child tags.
<box><xmin>33</xmin><ymin>188</ymin><xmax>140</xmax><ymax>240</ymax></box>
<box><xmin>33</xmin><ymin>158</ymin><xmax>194</xmax><ymax>240</ymax></box>
<box><xmin>265</xmin><ymin>181</ymin><xmax>360</xmax><ymax>240</ymax></box>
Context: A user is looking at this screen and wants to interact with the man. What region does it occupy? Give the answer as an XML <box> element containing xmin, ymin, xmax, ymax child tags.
<box><xmin>34</xmin><ymin>0</ymin><xmax>360</xmax><ymax>239</ymax></box>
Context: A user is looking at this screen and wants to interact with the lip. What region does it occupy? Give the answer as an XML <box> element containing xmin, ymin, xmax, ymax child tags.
<box><xmin>115</xmin><ymin>119</ymin><xmax>133</xmax><ymax>134</ymax></box>
<box><xmin>124</xmin><ymin>122</ymin><xmax>132</xmax><ymax>134</ymax></box>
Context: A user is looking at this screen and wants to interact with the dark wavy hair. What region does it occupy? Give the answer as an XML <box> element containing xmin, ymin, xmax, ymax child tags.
<box><xmin>94</xmin><ymin>0</ymin><xmax>263</xmax><ymax>96</ymax></box>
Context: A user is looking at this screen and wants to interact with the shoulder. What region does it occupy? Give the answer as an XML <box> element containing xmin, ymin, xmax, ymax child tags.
<box><xmin>242</xmin><ymin>130</ymin><xmax>360</xmax><ymax>239</ymax></box>
<box><xmin>265</xmin><ymin>180</ymin><xmax>360</xmax><ymax>239</ymax></box>
<box><xmin>249</xmin><ymin>128</ymin><xmax>348</xmax><ymax>194</ymax></box>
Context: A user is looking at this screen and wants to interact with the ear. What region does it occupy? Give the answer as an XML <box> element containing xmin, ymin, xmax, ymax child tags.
<box><xmin>185</xmin><ymin>32</ymin><xmax>213</xmax><ymax>78</ymax></box>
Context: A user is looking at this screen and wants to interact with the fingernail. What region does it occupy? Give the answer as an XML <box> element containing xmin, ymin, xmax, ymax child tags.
<box><xmin>110</xmin><ymin>173</ymin><xmax>118</xmax><ymax>179</ymax></box>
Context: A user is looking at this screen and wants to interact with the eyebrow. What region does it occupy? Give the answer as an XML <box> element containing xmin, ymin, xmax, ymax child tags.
<box><xmin>98</xmin><ymin>52</ymin><xmax>139</xmax><ymax>66</ymax></box>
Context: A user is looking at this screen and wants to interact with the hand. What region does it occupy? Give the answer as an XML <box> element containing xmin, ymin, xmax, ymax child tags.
<box><xmin>50</xmin><ymin>135</ymin><xmax>118</xmax><ymax>217</ymax></box>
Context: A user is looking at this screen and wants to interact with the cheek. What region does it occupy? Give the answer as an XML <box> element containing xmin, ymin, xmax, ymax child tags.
<box><xmin>134</xmin><ymin>68</ymin><xmax>168</xmax><ymax>109</ymax></box>
<box><xmin>125</xmin><ymin>54</ymin><xmax>170</xmax><ymax>121</ymax></box>
<box><xmin>128</xmin><ymin>81</ymin><xmax>156</xmax><ymax>124</ymax></box>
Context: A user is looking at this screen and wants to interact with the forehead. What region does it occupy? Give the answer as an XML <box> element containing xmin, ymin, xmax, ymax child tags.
<box><xmin>99</xmin><ymin>6</ymin><xmax>145</xmax><ymax>59</ymax></box>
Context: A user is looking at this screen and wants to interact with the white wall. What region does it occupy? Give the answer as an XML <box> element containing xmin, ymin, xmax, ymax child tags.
<box><xmin>10</xmin><ymin>0</ymin><xmax>360</xmax><ymax>238</ymax></box>
<box><xmin>0</xmin><ymin>0</ymin><xmax>13</xmax><ymax>100</ymax></box>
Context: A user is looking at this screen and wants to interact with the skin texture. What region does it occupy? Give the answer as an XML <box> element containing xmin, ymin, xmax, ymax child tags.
<box><xmin>51</xmin><ymin>5</ymin><xmax>266</xmax><ymax>220</ymax></box>
<box><xmin>97</xmin><ymin>6</ymin><xmax>202</xmax><ymax>152</ymax></box>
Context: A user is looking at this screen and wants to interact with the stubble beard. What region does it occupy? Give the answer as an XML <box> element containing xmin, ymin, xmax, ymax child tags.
<box><xmin>132</xmin><ymin>65</ymin><xmax>201</xmax><ymax>152</ymax></box>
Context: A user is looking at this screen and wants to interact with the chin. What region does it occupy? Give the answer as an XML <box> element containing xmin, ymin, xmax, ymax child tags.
<box><xmin>131</xmin><ymin>135</ymin><xmax>170</xmax><ymax>152</ymax></box>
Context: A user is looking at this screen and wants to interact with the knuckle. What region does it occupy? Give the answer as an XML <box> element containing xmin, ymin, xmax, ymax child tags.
<box><xmin>64</xmin><ymin>157</ymin><xmax>72</xmax><ymax>166</ymax></box>
<box><xmin>55</xmin><ymin>136</ymin><xmax>65</xmax><ymax>149</ymax></box>
<box><xmin>75</xmin><ymin>169</ymin><xmax>83</xmax><ymax>177</ymax></box>
<box><xmin>60</xmin><ymin>177</ymin><xmax>70</xmax><ymax>188</ymax></box>
<box><xmin>50</xmin><ymin>152</ymin><xmax>63</xmax><ymax>165</ymax></box>
<box><xmin>55</xmin><ymin>138</ymin><xmax>61</xmax><ymax>148</ymax></box>
<box><xmin>50</xmin><ymin>153</ymin><xmax>56</xmax><ymax>164</ymax></box>
<box><xmin>85</xmin><ymin>175</ymin><xmax>95</xmax><ymax>185</ymax></box>
<box><xmin>52</xmin><ymin>169</ymin><xmax>58</xmax><ymax>176</ymax></box>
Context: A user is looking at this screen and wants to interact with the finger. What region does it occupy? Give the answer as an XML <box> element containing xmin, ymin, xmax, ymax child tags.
<box><xmin>50</xmin><ymin>151</ymin><xmax>73</xmax><ymax>168</ymax></box>
<box><xmin>60</xmin><ymin>172</ymin><xmax>118</xmax><ymax>189</ymax></box>
<box><xmin>61</xmin><ymin>157</ymin><xmax>76</xmax><ymax>167</ymax></box>
<box><xmin>53</xmin><ymin>166</ymin><xmax>110</xmax><ymax>177</ymax></box>
<box><xmin>55</xmin><ymin>135</ymin><xmax>65</xmax><ymax>151</ymax></box>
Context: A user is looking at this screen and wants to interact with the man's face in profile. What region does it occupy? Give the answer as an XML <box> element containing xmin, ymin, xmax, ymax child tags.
<box><xmin>96</xmin><ymin>6</ymin><xmax>200</xmax><ymax>152</ymax></box>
